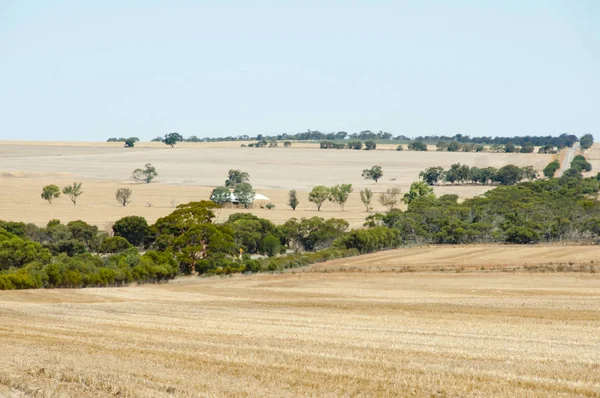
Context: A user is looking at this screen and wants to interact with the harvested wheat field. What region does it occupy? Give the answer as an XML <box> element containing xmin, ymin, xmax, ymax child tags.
<box><xmin>310</xmin><ymin>244</ymin><xmax>600</xmax><ymax>272</ymax></box>
<box><xmin>0</xmin><ymin>141</ymin><xmax>553</xmax><ymax>229</ymax></box>
<box><xmin>1</xmin><ymin>266</ymin><xmax>600</xmax><ymax>397</ymax></box>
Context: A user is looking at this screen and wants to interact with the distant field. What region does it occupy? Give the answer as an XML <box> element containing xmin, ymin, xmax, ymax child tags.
<box><xmin>0</xmin><ymin>141</ymin><xmax>554</xmax><ymax>229</ymax></box>
<box><xmin>309</xmin><ymin>244</ymin><xmax>600</xmax><ymax>272</ymax></box>
<box><xmin>1</xmin><ymin>262</ymin><xmax>599</xmax><ymax>396</ymax></box>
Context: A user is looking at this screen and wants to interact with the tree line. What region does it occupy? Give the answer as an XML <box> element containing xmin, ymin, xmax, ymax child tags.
<box><xmin>419</xmin><ymin>164</ymin><xmax>539</xmax><ymax>186</ymax></box>
<box><xmin>118</xmin><ymin>132</ymin><xmax>593</xmax><ymax>149</ymax></box>
<box><xmin>364</xmin><ymin>167</ymin><xmax>600</xmax><ymax>245</ymax></box>
<box><xmin>0</xmin><ymin>201</ymin><xmax>399</xmax><ymax>289</ymax></box>
<box><xmin>4</xmin><ymin>153</ymin><xmax>599</xmax><ymax>289</ymax></box>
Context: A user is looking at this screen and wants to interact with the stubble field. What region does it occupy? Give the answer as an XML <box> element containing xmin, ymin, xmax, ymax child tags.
<box><xmin>1</xmin><ymin>254</ymin><xmax>599</xmax><ymax>397</ymax></box>
<box><xmin>0</xmin><ymin>141</ymin><xmax>553</xmax><ymax>229</ymax></box>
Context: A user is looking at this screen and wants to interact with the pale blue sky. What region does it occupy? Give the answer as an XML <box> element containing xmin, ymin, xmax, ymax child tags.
<box><xmin>1</xmin><ymin>1</ymin><xmax>598</xmax><ymax>141</ymax></box>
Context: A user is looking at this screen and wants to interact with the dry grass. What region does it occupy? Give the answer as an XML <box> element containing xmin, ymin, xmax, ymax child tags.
<box><xmin>0</xmin><ymin>141</ymin><xmax>552</xmax><ymax>229</ymax></box>
<box><xmin>1</xmin><ymin>267</ymin><xmax>599</xmax><ymax>397</ymax></box>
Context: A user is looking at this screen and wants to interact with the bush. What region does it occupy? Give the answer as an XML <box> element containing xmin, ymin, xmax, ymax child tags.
<box><xmin>408</xmin><ymin>141</ymin><xmax>427</xmax><ymax>151</ymax></box>
<box><xmin>364</xmin><ymin>140</ymin><xmax>377</xmax><ymax>150</ymax></box>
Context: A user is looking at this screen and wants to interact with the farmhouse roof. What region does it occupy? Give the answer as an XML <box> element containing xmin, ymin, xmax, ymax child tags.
<box><xmin>229</xmin><ymin>193</ymin><xmax>270</xmax><ymax>202</ymax></box>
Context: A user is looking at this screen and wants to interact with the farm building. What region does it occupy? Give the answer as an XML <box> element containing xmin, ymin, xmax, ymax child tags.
<box><xmin>227</xmin><ymin>192</ymin><xmax>270</xmax><ymax>208</ymax></box>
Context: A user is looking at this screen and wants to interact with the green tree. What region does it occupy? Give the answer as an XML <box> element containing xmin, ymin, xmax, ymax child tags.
<box><xmin>233</xmin><ymin>182</ymin><xmax>255</xmax><ymax>208</ymax></box>
<box><xmin>210</xmin><ymin>186</ymin><xmax>231</xmax><ymax>206</ymax></box>
<box><xmin>520</xmin><ymin>144</ymin><xmax>534</xmax><ymax>153</ymax></box>
<box><xmin>115</xmin><ymin>188</ymin><xmax>132</xmax><ymax>206</ymax></box>
<box><xmin>225</xmin><ymin>169</ymin><xmax>250</xmax><ymax>188</ymax></box>
<box><xmin>403</xmin><ymin>182</ymin><xmax>434</xmax><ymax>204</ymax></box>
<box><xmin>580</xmin><ymin>134</ymin><xmax>594</xmax><ymax>150</ymax></box>
<box><xmin>260</xmin><ymin>235</ymin><xmax>280</xmax><ymax>257</ymax></box>
<box><xmin>495</xmin><ymin>165</ymin><xmax>523</xmax><ymax>185</ymax></box>
<box><xmin>288</xmin><ymin>190</ymin><xmax>299</xmax><ymax>210</ymax></box>
<box><xmin>329</xmin><ymin>184</ymin><xmax>353</xmax><ymax>211</ymax></box>
<box><xmin>284</xmin><ymin>141</ymin><xmax>292</xmax><ymax>147</ymax></box>
<box><xmin>346</xmin><ymin>140</ymin><xmax>363</xmax><ymax>150</ymax></box>
<box><xmin>543</xmin><ymin>160</ymin><xmax>560</xmax><ymax>178</ymax></box>
<box><xmin>571</xmin><ymin>155</ymin><xmax>592</xmax><ymax>172</ymax></box>
<box><xmin>360</xmin><ymin>188</ymin><xmax>373</xmax><ymax>212</ymax></box>
<box><xmin>364</xmin><ymin>140</ymin><xmax>377</xmax><ymax>150</ymax></box>
<box><xmin>132</xmin><ymin>163</ymin><xmax>158</xmax><ymax>183</ymax></box>
<box><xmin>62</xmin><ymin>182</ymin><xmax>83</xmax><ymax>205</ymax></box>
<box><xmin>100</xmin><ymin>236</ymin><xmax>133</xmax><ymax>254</ymax></box>
<box><xmin>163</xmin><ymin>132</ymin><xmax>184</xmax><ymax>147</ymax></box>
<box><xmin>41</xmin><ymin>184</ymin><xmax>61</xmax><ymax>204</ymax></box>
<box><xmin>308</xmin><ymin>186</ymin><xmax>331</xmax><ymax>211</ymax></box>
<box><xmin>113</xmin><ymin>216</ymin><xmax>151</xmax><ymax>246</ymax></box>
<box><xmin>378</xmin><ymin>187</ymin><xmax>401</xmax><ymax>211</ymax></box>
<box><xmin>447</xmin><ymin>141</ymin><xmax>460</xmax><ymax>152</ymax></box>
<box><xmin>362</xmin><ymin>165</ymin><xmax>383</xmax><ymax>183</ymax></box>
<box><xmin>521</xmin><ymin>166</ymin><xmax>538</xmax><ymax>182</ymax></box>
<box><xmin>124</xmin><ymin>138</ymin><xmax>136</xmax><ymax>148</ymax></box>
<box><xmin>504</xmin><ymin>142</ymin><xmax>517</xmax><ymax>153</ymax></box>
<box><xmin>408</xmin><ymin>141</ymin><xmax>427</xmax><ymax>151</ymax></box>
<box><xmin>419</xmin><ymin>167</ymin><xmax>445</xmax><ymax>186</ymax></box>
<box><xmin>436</xmin><ymin>141</ymin><xmax>449</xmax><ymax>151</ymax></box>
<box><xmin>444</xmin><ymin>163</ymin><xmax>470</xmax><ymax>184</ymax></box>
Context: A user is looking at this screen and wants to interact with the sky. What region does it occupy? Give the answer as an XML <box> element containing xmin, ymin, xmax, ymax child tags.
<box><xmin>0</xmin><ymin>1</ymin><xmax>598</xmax><ymax>142</ymax></box>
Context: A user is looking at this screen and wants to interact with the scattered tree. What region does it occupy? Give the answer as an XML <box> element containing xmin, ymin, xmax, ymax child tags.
<box><xmin>163</xmin><ymin>132</ymin><xmax>184</xmax><ymax>147</ymax></box>
<box><xmin>346</xmin><ymin>140</ymin><xmax>363</xmax><ymax>150</ymax></box>
<box><xmin>284</xmin><ymin>141</ymin><xmax>292</xmax><ymax>147</ymax></box>
<box><xmin>225</xmin><ymin>169</ymin><xmax>250</xmax><ymax>188</ymax></box>
<box><xmin>379</xmin><ymin>187</ymin><xmax>401</xmax><ymax>211</ymax></box>
<box><xmin>362</xmin><ymin>165</ymin><xmax>383</xmax><ymax>183</ymax></box>
<box><xmin>265</xmin><ymin>203</ymin><xmax>276</xmax><ymax>210</ymax></box>
<box><xmin>364</xmin><ymin>140</ymin><xmax>377</xmax><ymax>150</ymax></box>
<box><xmin>115</xmin><ymin>188</ymin><xmax>132</xmax><ymax>207</ymax></box>
<box><xmin>288</xmin><ymin>190</ymin><xmax>299</xmax><ymax>210</ymax></box>
<box><xmin>360</xmin><ymin>188</ymin><xmax>373</xmax><ymax>212</ymax></box>
<box><xmin>580</xmin><ymin>134</ymin><xmax>594</xmax><ymax>150</ymax></box>
<box><xmin>124</xmin><ymin>138</ymin><xmax>136</xmax><ymax>148</ymax></box>
<box><xmin>62</xmin><ymin>182</ymin><xmax>83</xmax><ymax>205</ymax></box>
<box><xmin>521</xmin><ymin>166</ymin><xmax>538</xmax><ymax>182</ymax></box>
<box><xmin>210</xmin><ymin>186</ymin><xmax>231</xmax><ymax>206</ymax></box>
<box><xmin>396</xmin><ymin>144</ymin><xmax>404</xmax><ymax>151</ymax></box>
<box><xmin>308</xmin><ymin>186</ymin><xmax>330</xmax><ymax>211</ymax></box>
<box><xmin>41</xmin><ymin>184</ymin><xmax>61</xmax><ymax>204</ymax></box>
<box><xmin>233</xmin><ymin>182</ymin><xmax>255</xmax><ymax>209</ymax></box>
<box><xmin>131</xmin><ymin>163</ymin><xmax>158</xmax><ymax>183</ymax></box>
<box><xmin>329</xmin><ymin>184</ymin><xmax>353</xmax><ymax>211</ymax></box>
<box><xmin>408</xmin><ymin>140</ymin><xmax>427</xmax><ymax>151</ymax></box>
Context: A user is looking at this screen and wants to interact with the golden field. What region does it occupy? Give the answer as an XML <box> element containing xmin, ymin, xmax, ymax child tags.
<box><xmin>1</xmin><ymin>141</ymin><xmax>598</xmax><ymax>397</ymax></box>
<box><xmin>0</xmin><ymin>140</ymin><xmax>554</xmax><ymax>229</ymax></box>
<box><xmin>1</xmin><ymin>246</ymin><xmax>599</xmax><ymax>397</ymax></box>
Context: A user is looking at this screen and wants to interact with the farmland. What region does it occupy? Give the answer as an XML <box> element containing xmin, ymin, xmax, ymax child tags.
<box><xmin>1</xmin><ymin>251</ymin><xmax>599</xmax><ymax>397</ymax></box>
<box><xmin>1</xmin><ymin>141</ymin><xmax>599</xmax><ymax>397</ymax></box>
<box><xmin>0</xmin><ymin>141</ymin><xmax>553</xmax><ymax>229</ymax></box>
